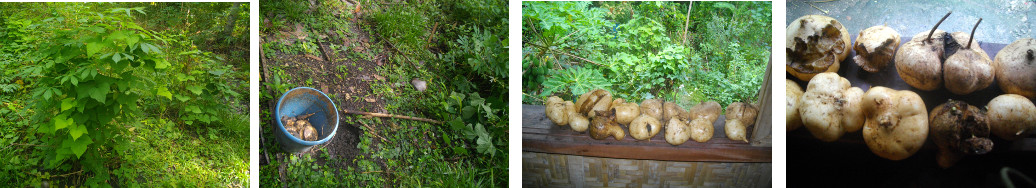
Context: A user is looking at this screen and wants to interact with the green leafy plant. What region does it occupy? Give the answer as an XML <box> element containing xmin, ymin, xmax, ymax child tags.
<box><xmin>540</xmin><ymin>65</ymin><xmax>611</xmax><ymax>100</ymax></box>
<box><xmin>1</xmin><ymin>3</ymin><xmax>249</xmax><ymax>186</ymax></box>
<box><xmin>523</xmin><ymin>1</ymin><xmax>770</xmax><ymax>107</ymax></box>
<box><xmin>24</xmin><ymin>7</ymin><xmax>169</xmax><ymax>185</ymax></box>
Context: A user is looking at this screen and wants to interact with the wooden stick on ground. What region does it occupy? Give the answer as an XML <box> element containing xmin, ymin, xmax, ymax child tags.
<box><xmin>358</xmin><ymin>122</ymin><xmax>388</xmax><ymax>142</ymax></box>
<box><xmin>341</xmin><ymin>109</ymin><xmax>443</xmax><ymax>124</ymax></box>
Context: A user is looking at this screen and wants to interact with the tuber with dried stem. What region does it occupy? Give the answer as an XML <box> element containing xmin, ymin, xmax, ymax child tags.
<box><xmin>943</xmin><ymin>18</ymin><xmax>993</xmax><ymax>95</ymax></box>
<box><xmin>896</xmin><ymin>11</ymin><xmax>952</xmax><ymax>91</ymax></box>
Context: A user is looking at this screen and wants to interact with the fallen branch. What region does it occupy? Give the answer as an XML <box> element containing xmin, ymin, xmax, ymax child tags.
<box><xmin>9</xmin><ymin>143</ymin><xmax>53</xmax><ymax>147</ymax></box>
<box><xmin>358</xmin><ymin>122</ymin><xmax>388</xmax><ymax>142</ymax></box>
<box><xmin>342</xmin><ymin>109</ymin><xmax>443</xmax><ymax>124</ymax></box>
<box><xmin>426</xmin><ymin>22</ymin><xmax>439</xmax><ymax>45</ymax></box>
<box><xmin>52</xmin><ymin>170</ymin><xmax>83</xmax><ymax>178</ymax></box>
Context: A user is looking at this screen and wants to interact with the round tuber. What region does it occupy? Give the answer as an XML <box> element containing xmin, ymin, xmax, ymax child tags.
<box><xmin>862</xmin><ymin>87</ymin><xmax>928</xmax><ymax>161</ymax></box>
<box><xmin>993</xmin><ymin>38</ymin><xmax>1036</xmax><ymax>99</ymax></box>
<box><xmin>630</xmin><ymin>114</ymin><xmax>663</xmax><ymax>140</ymax></box>
<box><xmin>987</xmin><ymin>94</ymin><xmax>1036</xmax><ymax>140</ymax></box>
<box><xmin>798</xmin><ymin>72</ymin><xmax>865</xmax><ymax>142</ymax></box>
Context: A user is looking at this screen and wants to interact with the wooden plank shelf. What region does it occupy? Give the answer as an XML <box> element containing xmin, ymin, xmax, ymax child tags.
<box><xmin>522</xmin><ymin>104</ymin><xmax>772</xmax><ymax>163</ymax></box>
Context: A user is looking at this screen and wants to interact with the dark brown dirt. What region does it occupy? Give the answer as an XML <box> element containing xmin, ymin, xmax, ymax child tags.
<box><xmin>259</xmin><ymin>15</ymin><xmax>393</xmax><ymax>175</ymax></box>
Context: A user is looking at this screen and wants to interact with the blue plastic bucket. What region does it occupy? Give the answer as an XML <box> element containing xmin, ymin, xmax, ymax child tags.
<box><xmin>275</xmin><ymin>87</ymin><xmax>339</xmax><ymax>153</ymax></box>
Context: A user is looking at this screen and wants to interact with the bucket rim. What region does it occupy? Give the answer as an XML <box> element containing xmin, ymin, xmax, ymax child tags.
<box><xmin>275</xmin><ymin>87</ymin><xmax>339</xmax><ymax>146</ymax></box>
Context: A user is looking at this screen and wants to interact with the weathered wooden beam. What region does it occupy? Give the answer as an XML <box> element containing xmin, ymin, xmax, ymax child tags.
<box><xmin>751</xmin><ymin>59</ymin><xmax>772</xmax><ymax>147</ymax></box>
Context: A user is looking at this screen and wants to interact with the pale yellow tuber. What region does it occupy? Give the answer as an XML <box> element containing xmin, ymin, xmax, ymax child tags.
<box><xmin>862</xmin><ymin>87</ymin><xmax>928</xmax><ymax>161</ymax></box>
<box><xmin>798</xmin><ymin>72</ymin><xmax>864</xmax><ymax>142</ymax></box>
<box><xmin>725</xmin><ymin>102</ymin><xmax>758</xmax><ymax>143</ymax></box>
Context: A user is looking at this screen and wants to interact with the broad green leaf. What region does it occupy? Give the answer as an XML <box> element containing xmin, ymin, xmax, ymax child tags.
<box><xmin>89</xmin><ymin>82</ymin><xmax>110</xmax><ymax>103</ymax></box>
<box><xmin>69</xmin><ymin>123</ymin><xmax>88</xmax><ymax>141</ymax></box>
<box><xmin>109</xmin><ymin>30</ymin><xmax>127</xmax><ymax>41</ymax></box>
<box><xmin>86</xmin><ymin>42</ymin><xmax>103</xmax><ymax>57</ymax></box>
<box><xmin>186</xmin><ymin>85</ymin><xmax>203</xmax><ymax>95</ymax></box>
<box><xmin>54</xmin><ymin>113</ymin><xmax>72</xmax><ymax>130</ymax></box>
<box><xmin>61</xmin><ymin>98</ymin><xmax>76</xmax><ymax>111</ymax></box>
<box><xmin>155</xmin><ymin>59</ymin><xmax>170</xmax><ymax>69</ymax></box>
<box><xmin>70</xmin><ymin>135</ymin><xmax>93</xmax><ymax>158</ymax></box>
<box><xmin>80</xmin><ymin>69</ymin><xmax>92</xmax><ymax>79</ymax></box>
<box><xmin>84</xmin><ymin>26</ymin><xmax>104</xmax><ymax>33</ymax></box>
<box><xmin>187</xmin><ymin>105</ymin><xmax>202</xmax><ymax>113</ymax></box>
<box><xmin>112</xmin><ymin>52</ymin><xmax>122</xmax><ymax>63</ymax></box>
<box><xmin>174</xmin><ymin>94</ymin><xmax>190</xmax><ymax>102</ymax></box>
<box><xmin>126</xmin><ymin>35</ymin><xmax>140</xmax><ymax>49</ymax></box>
<box><xmin>156</xmin><ymin>86</ymin><xmax>172</xmax><ymax>99</ymax></box>
<box><xmin>43</xmin><ymin>88</ymin><xmax>53</xmax><ymax>100</ymax></box>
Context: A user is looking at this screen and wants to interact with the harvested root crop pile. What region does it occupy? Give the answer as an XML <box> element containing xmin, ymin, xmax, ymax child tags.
<box><xmin>544</xmin><ymin>89</ymin><xmax>736</xmax><ymax>145</ymax></box>
<box><xmin>283</xmin><ymin>113</ymin><xmax>320</xmax><ymax>141</ymax></box>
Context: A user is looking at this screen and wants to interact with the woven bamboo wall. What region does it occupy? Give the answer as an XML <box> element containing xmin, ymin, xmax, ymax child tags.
<box><xmin>523</xmin><ymin>152</ymin><xmax>771</xmax><ymax>188</ymax></box>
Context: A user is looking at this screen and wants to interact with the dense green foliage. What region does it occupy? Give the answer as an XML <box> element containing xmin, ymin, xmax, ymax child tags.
<box><xmin>260</xmin><ymin>0</ymin><xmax>507</xmax><ymax>187</ymax></box>
<box><xmin>0</xmin><ymin>3</ymin><xmax>248</xmax><ymax>186</ymax></box>
<box><xmin>523</xmin><ymin>1</ymin><xmax>771</xmax><ymax>108</ymax></box>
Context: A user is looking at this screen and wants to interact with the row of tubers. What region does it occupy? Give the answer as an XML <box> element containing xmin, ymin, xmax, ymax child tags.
<box><xmin>787</xmin><ymin>14</ymin><xmax>1036</xmax><ymax>97</ymax></box>
<box><xmin>787</xmin><ymin>14</ymin><xmax>1036</xmax><ymax>168</ymax></box>
<box><xmin>788</xmin><ymin>73</ymin><xmax>1036</xmax><ymax>168</ymax></box>
<box><xmin>545</xmin><ymin>89</ymin><xmax>758</xmax><ymax>145</ymax></box>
